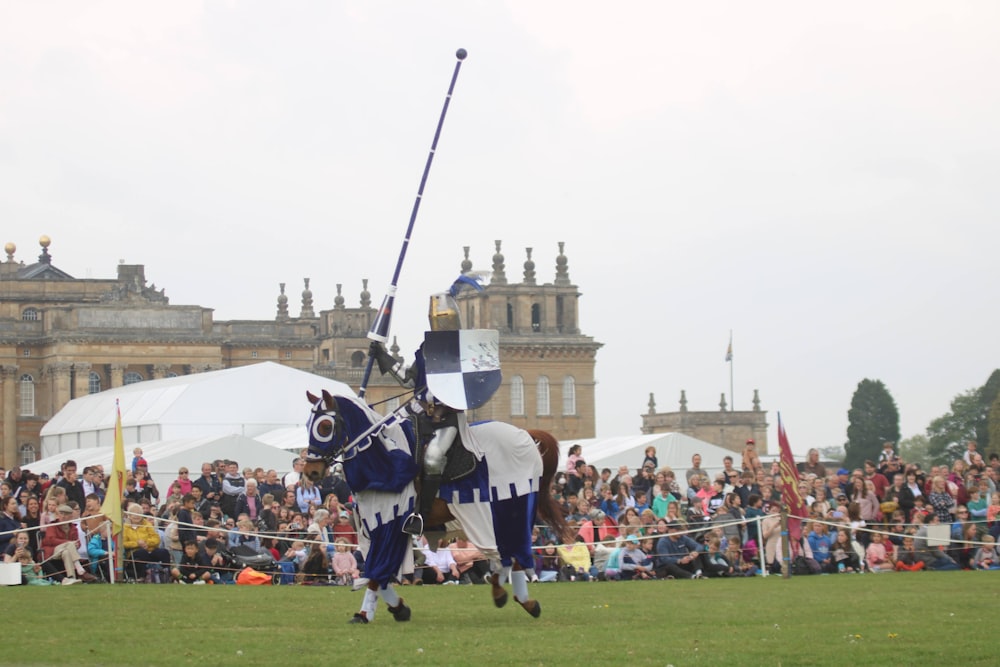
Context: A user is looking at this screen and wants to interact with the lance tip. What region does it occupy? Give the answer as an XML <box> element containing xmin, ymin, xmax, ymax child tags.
<box><xmin>456</xmin><ymin>48</ymin><xmax>467</xmax><ymax>61</ymax></box>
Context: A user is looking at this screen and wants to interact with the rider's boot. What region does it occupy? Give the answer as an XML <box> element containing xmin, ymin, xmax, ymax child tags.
<box><xmin>401</xmin><ymin>474</ymin><xmax>442</xmax><ymax>536</ymax></box>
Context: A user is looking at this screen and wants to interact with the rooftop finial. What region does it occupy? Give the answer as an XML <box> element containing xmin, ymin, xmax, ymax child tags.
<box><xmin>276</xmin><ymin>282</ymin><xmax>289</xmax><ymax>320</ymax></box>
<box><xmin>491</xmin><ymin>240</ymin><xmax>507</xmax><ymax>284</ymax></box>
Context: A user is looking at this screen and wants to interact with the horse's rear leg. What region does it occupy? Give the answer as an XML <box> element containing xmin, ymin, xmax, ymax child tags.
<box><xmin>511</xmin><ymin>567</ymin><xmax>541</xmax><ymax>619</ymax></box>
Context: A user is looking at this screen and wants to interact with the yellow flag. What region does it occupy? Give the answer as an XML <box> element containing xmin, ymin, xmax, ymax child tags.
<box><xmin>100</xmin><ymin>401</ymin><xmax>126</xmax><ymax>535</ymax></box>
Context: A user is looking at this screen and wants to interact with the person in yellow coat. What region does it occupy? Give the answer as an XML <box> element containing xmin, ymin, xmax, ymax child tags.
<box><xmin>556</xmin><ymin>535</ymin><xmax>597</xmax><ymax>581</ymax></box>
<box><xmin>122</xmin><ymin>503</ymin><xmax>172</xmax><ymax>582</ymax></box>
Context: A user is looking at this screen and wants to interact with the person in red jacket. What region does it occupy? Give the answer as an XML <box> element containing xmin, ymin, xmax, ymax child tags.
<box><xmin>41</xmin><ymin>505</ymin><xmax>96</xmax><ymax>583</ymax></box>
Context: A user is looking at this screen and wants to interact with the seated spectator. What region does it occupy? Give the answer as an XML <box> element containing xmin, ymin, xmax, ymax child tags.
<box><xmin>807</xmin><ymin>521</ymin><xmax>834</xmax><ymax>573</ymax></box>
<box><xmin>865</xmin><ymin>531</ymin><xmax>895</xmax><ymax>572</ymax></box>
<box><xmin>894</xmin><ymin>535</ymin><xmax>926</xmax><ymax>571</ymax></box>
<box><xmin>619</xmin><ymin>534</ymin><xmax>655</xmax><ymax>580</ymax></box>
<box><xmin>973</xmin><ymin>535</ymin><xmax>999</xmax><ymax>570</ymax></box>
<box><xmin>420</xmin><ymin>537</ymin><xmax>460</xmax><ymax>585</ymax></box>
<box><xmin>171</xmin><ymin>540</ymin><xmax>211</xmax><ymax>583</ymax></box>
<box><xmin>534</xmin><ymin>542</ymin><xmax>561</xmax><ymax>582</ymax></box>
<box><xmin>300</xmin><ymin>540</ymin><xmax>330</xmax><ymax>584</ymax></box>
<box><xmin>830</xmin><ymin>528</ymin><xmax>863</xmax><ymax>573</ymax></box>
<box><xmin>702</xmin><ymin>535</ymin><xmax>734</xmax><ymax>577</ymax></box>
<box><xmin>556</xmin><ymin>535</ymin><xmax>597</xmax><ymax>581</ymax></box>
<box><xmin>331</xmin><ymin>538</ymin><xmax>360</xmax><ymax>586</ymax></box>
<box><xmin>41</xmin><ymin>504</ymin><xmax>96</xmax><ymax>583</ymax></box>
<box><xmin>654</xmin><ymin>521</ymin><xmax>704</xmax><ymax>579</ymax></box>
<box><xmin>450</xmin><ymin>537</ymin><xmax>489</xmax><ymax>585</ymax></box>
<box><xmin>123</xmin><ymin>504</ymin><xmax>172</xmax><ymax>582</ymax></box>
<box><xmin>86</xmin><ymin>522</ymin><xmax>111</xmax><ymax>580</ymax></box>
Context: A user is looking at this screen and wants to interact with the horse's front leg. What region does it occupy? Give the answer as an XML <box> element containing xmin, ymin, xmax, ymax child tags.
<box><xmin>511</xmin><ymin>562</ymin><xmax>541</xmax><ymax>619</ymax></box>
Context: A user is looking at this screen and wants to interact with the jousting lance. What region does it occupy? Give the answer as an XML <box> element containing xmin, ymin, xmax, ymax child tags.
<box><xmin>359</xmin><ymin>48</ymin><xmax>468</xmax><ymax>399</ymax></box>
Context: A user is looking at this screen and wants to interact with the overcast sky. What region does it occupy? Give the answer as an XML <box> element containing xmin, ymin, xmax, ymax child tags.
<box><xmin>2</xmin><ymin>2</ymin><xmax>997</xmax><ymax>456</ymax></box>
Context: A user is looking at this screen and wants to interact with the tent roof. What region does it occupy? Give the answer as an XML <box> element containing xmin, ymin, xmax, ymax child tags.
<box><xmin>40</xmin><ymin>362</ymin><xmax>353</xmax><ymax>457</ymax></box>
<box><xmin>28</xmin><ymin>433</ymin><xmax>299</xmax><ymax>480</ymax></box>
<box><xmin>254</xmin><ymin>427</ymin><xmax>309</xmax><ymax>452</ymax></box>
<box><xmin>561</xmin><ymin>432</ymin><xmax>740</xmax><ymax>491</ymax></box>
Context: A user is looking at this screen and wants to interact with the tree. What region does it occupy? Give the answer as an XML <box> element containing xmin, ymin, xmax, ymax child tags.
<box><xmin>926</xmin><ymin>369</ymin><xmax>1000</xmax><ymax>464</ymax></box>
<box><xmin>990</xmin><ymin>393</ymin><xmax>1000</xmax><ymax>459</ymax></box>
<box><xmin>844</xmin><ymin>379</ymin><xmax>900</xmax><ymax>469</ymax></box>
<box><xmin>898</xmin><ymin>435</ymin><xmax>930</xmax><ymax>469</ymax></box>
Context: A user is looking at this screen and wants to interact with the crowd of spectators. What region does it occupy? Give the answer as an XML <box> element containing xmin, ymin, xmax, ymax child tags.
<box><xmin>535</xmin><ymin>440</ymin><xmax>1000</xmax><ymax>581</ymax></box>
<box><xmin>3</xmin><ymin>438</ymin><xmax>1000</xmax><ymax>587</ymax></box>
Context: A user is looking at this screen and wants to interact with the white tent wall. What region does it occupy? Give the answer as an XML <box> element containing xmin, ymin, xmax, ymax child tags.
<box><xmin>561</xmin><ymin>433</ymin><xmax>741</xmax><ymax>493</ymax></box>
<box><xmin>29</xmin><ymin>434</ymin><xmax>299</xmax><ymax>480</ymax></box>
<box><xmin>39</xmin><ymin>362</ymin><xmax>353</xmax><ymax>459</ymax></box>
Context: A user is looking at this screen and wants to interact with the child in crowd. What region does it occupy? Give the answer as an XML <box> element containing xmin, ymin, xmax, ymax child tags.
<box><xmin>642</xmin><ymin>446</ymin><xmax>658</xmax><ymax>470</ymax></box>
<box><xmin>703</xmin><ymin>536</ymin><xmax>734</xmax><ymax>577</ymax></box>
<box><xmin>331</xmin><ymin>538</ymin><xmax>360</xmax><ymax>586</ymax></box>
<box><xmin>894</xmin><ymin>536</ymin><xmax>926</xmax><ymax>571</ymax></box>
<box><xmin>865</xmin><ymin>532</ymin><xmax>895</xmax><ymax>572</ymax></box>
<box><xmin>973</xmin><ymin>535</ymin><xmax>999</xmax><ymax>570</ymax></box>
<box><xmin>172</xmin><ymin>540</ymin><xmax>211</xmax><ymax>583</ymax></box>
<box><xmin>131</xmin><ymin>447</ymin><xmax>143</xmax><ymax>473</ymax></box>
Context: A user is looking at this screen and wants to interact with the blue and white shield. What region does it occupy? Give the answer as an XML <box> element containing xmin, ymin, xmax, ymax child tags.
<box><xmin>423</xmin><ymin>329</ymin><xmax>502</xmax><ymax>410</ymax></box>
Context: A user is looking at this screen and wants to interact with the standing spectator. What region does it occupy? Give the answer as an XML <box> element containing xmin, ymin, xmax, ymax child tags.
<box><xmin>172</xmin><ymin>468</ymin><xmax>193</xmax><ymax>496</ymax></box>
<box><xmin>800</xmin><ymin>448</ymin><xmax>827</xmax><ymax>478</ymax></box>
<box><xmin>686</xmin><ymin>454</ymin><xmax>706</xmax><ymax>486</ymax></box>
<box><xmin>134</xmin><ymin>460</ymin><xmax>159</xmax><ymax>506</ymax></box>
<box><xmin>864</xmin><ymin>460</ymin><xmax>890</xmax><ymax>500</ymax></box>
<box><xmin>193</xmin><ymin>463</ymin><xmax>222</xmax><ymax>507</ymax></box>
<box><xmin>742</xmin><ymin>440</ymin><xmax>762</xmax><ymax>475</ymax></box>
<box><xmin>296</xmin><ymin>477</ymin><xmax>322</xmax><ymax>514</ymax></box>
<box><xmin>928</xmin><ymin>476</ymin><xmax>957</xmax><ymax>524</ymax></box>
<box><xmin>259</xmin><ymin>469</ymin><xmax>284</xmax><ymax>499</ymax></box>
<box><xmin>282</xmin><ymin>458</ymin><xmax>305</xmax><ymax>489</ymax></box>
<box><xmin>220</xmin><ymin>460</ymin><xmax>245</xmax><ymax>519</ymax></box>
<box><xmin>0</xmin><ymin>496</ymin><xmax>22</xmax><ymax>554</ymax></box>
<box><xmin>56</xmin><ymin>460</ymin><xmax>85</xmax><ymax>508</ymax></box>
<box><xmin>235</xmin><ymin>479</ymin><xmax>263</xmax><ymax>524</ymax></box>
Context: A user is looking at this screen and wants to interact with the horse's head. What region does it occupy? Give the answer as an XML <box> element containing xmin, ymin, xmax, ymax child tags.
<box><xmin>303</xmin><ymin>389</ymin><xmax>347</xmax><ymax>483</ymax></box>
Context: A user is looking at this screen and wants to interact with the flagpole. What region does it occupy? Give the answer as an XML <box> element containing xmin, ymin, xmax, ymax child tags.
<box><xmin>728</xmin><ymin>330</ymin><xmax>734</xmax><ymax>411</ymax></box>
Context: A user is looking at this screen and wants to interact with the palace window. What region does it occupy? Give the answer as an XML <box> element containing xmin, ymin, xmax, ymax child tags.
<box><xmin>19</xmin><ymin>375</ymin><xmax>34</xmax><ymax>416</ymax></box>
<box><xmin>21</xmin><ymin>308</ymin><xmax>39</xmax><ymax>321</ymax></box>
<box><xmin>88</xmin><ymin>371</ymin><xmax>102</xmax><ymax>394</ymax></box>
<box><xmin>510</xmin><ymin>376</ymin><xmax>524</xmax><ymax>416</ymax></box>
<box><xmin>537</xmin><ymin>376</ymin><xmax>550</xmax><ymax>416</ymax></box>
<box><xmin>123</xmin><ymin>371</ymin><xmax>144</xmax><ymax>385</ymax></box>
<box><xmin>562</xmin><ymin>376</ymin><xmax>577</xmax><ymax>416</ymax></box>
<box><xmin>19</xmin><ymin>443</ymin><xmax>36</xmax><ymax>466</ymax></box>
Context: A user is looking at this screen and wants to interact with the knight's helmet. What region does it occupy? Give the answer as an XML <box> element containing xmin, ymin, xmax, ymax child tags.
<box><xmin>428</xmin><ymin>292</ymin><xmax>462</xmax><ymax>331</ymax></box>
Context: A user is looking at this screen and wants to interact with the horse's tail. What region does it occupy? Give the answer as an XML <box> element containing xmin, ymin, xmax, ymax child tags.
<box><xmin>528</xmin><ymin>429</ymin><xmax>572</xmax><ymax>543</ymax></box>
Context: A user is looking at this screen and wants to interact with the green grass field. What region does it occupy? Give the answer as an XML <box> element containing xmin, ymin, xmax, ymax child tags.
<box><xmin>5</xmin><ymin>572</ymin><xmax>999</xmax><ymax>666</ymax></box>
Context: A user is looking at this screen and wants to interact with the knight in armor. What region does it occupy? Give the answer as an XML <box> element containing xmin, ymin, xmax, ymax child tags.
<box><xmin>370</xmin><ymin>275</ymin><xmax>498</xmax><ymax>537</ymax></box>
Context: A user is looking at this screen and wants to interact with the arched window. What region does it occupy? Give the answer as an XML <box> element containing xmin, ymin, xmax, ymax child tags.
<box><xmin>18</xmin><ymin>374</ymin><xmax>34</xmax><ymax>416</ymax></box>
<box><xmin>21</xmin><ymin>308</ymin><xmax>39</xmax><ymax>321</ymax></box>
<box><xmin>123</xmin><ymin>371</ymin><xmax>144</xmax><ymax>385</ymax></box>
<box><xmin>88</xmin><ymin>371</ymin><xmax>102</xmax><ymax>394</ymax></box>
<box><xmin>19</xmin><ymin>443</ymin><xmax>36</xmax><ymax>466</ymax></box>
<box><xmin>537</xmin><ymin>376</ymin><xmax>550</xmax><ymax>416</ymax></box>
<box><xmin>351</xmin><ymin>351</ymin><xmax>366</xmax><ymax>368</ymax></box>
<box><xmin>531</xmin><ymin>304</ymin><xmax>541</xmax><ymax>332</ymax></box>
<box><xmin>167</xmin><ymin>372</ymin><xmax>179</xmax><ymax>378</ymax></box>
<box><xmin>510</xmin><ymin>376</ymin><xmax>524</xmax><ymax>416</ymax></box>
<box><xmin>562</xmin><ymin>376</ymin><xmax>577</xmax><ymax>415</ymax></box>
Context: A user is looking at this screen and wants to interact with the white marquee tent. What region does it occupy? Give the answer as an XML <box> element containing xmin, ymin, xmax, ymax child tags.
<box><xmin>28</xmin><ymin>433</ymin><xmax>301</xmax><ymax>480</ymax></box>
<box><xmin>560</xmin><ymin>433</ymin><xmax>740</xmax><ymax>492</ymax></box>
<box><xmin>39</xmin><ymin>362</ymin><xmax>353</xmax><ymax>460</ymax></box>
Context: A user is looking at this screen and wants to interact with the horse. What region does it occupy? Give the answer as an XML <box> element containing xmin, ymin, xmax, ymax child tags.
<box><xmin>303</xmin><ymin>389</ymin><xmax>568</xmax><ymax>623</ymax></box>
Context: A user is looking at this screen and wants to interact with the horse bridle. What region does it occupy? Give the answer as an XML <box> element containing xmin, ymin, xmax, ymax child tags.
<box><xmin>306</xmin><ymin>402</ymin><xmax>348</xmax><ymax>467</ymax></box>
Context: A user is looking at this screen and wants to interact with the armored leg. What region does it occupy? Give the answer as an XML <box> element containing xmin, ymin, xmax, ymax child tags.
<box><xmin>402</xmin><ymin>425</ymin><xmax>458</xmax><ymax>536</ymax></box>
